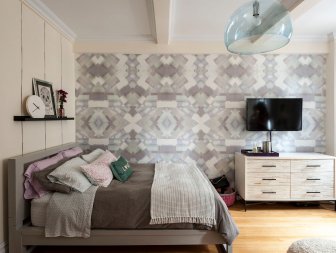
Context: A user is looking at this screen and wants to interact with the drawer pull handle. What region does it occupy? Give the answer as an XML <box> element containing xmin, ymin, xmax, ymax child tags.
<box><xmin>262</xmin><ymin>178</ymin><xmax>276</xmax><ymax>181</ymax></box>
<box><xmin>306</xmin><ymin>191</ymin><xmax>321</xmax><ymax>194</ymax></box>
<box><xmin>262</xmin><ymin>165</ymin><xmax>276</xmax><ymax>168</ymax></box>
<box><xmin>306</xmin><ymin>178</ymin><xmax>321</xmax><ymax>181</ymax></box>
<box><xmin>262</xmin><ymin>191</ymin><xmax>276</xmax><ymax>194</ymax></box>
<box><xmin>306</xmin><ymin>165</ymin><xmax>321</xmax><ymax>168</ymax></box>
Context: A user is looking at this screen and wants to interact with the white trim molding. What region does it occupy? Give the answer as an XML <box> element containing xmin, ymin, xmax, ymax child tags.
<box><xmin>74</xmin><ymin>40</ymin><xmax>328</xmax><ymax>54</ymax></box>
<box><xmin>23</xmin><ymin>0</ymin><xmax>76</xmax><ymax>42</ymax></box>
<box><xmin>288</xmin><ymin>35</ymin><xmax>328</xmax><ymax>43</ymax></box>
<box><xmin>0</xmin><ymin>241</ymin><xmax>7</xmax><ymax>253</ymax></box>
<box><xmin>76</xmin><ymin>34</ymin><xmax>155</xmax><ymax>43</ymax></box>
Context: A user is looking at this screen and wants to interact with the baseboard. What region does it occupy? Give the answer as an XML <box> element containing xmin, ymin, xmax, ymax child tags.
<box><xmin>0</xmin><ymin>241</ymin><xmax>7</xmax><ymax>253</ymax></box>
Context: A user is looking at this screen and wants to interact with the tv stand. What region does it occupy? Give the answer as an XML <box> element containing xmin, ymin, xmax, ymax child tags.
<box><xmin>235</xmin><ymin>152</ymin><xmax>336</xmax><ymax>211</ymax></box>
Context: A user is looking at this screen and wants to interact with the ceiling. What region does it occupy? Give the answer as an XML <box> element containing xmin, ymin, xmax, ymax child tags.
<box><xmin>27</xmin><ymin>0</ymin><xmax>336</xmax><ymax>43</ymax></box>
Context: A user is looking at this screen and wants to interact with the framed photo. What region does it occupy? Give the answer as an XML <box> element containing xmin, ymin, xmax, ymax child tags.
<box><xmin>32</xmin><ymin>78</ymin><xmax>56</xmax><ymax>117</ymax></box>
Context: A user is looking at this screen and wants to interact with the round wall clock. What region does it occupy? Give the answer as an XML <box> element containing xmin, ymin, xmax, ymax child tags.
<box><xmin>26</xmin><ymin>95</ymin><xmax>46</xmax><ymax>118</ymax></box>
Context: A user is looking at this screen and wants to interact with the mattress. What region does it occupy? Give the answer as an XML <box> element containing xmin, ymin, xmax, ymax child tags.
<box><xmin>31</xmin><ymin>193</ymin><xmax>52</xmax><ymax>227</ymax></box>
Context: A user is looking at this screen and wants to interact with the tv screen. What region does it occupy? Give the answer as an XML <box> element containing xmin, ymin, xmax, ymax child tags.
<box><xmin>246</xmin><ymin>98</ymin><xmax>302</xmax><ymax>131</ymax></box>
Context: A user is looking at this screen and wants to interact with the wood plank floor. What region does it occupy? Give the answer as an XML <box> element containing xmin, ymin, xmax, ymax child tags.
<box><xmin>33</xmin><ymin>201</ymin><xmax>336</xmax><ymax>253</ymax></box>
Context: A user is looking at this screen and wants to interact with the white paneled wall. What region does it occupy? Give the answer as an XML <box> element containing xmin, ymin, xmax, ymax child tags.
<box><xmin>45</xmin><ymin>23</ymin><xmax>63</xmax><ymax>148</ymax></box>
<box><xmin>0</xmin><ymin>0</ymin><xmax>75</xmax><ymax>248</ymax></box>
<box><xmin>62</xmin><ymin>37</ymin><xmax>76</xmax><ymax>144</ymax></box>
<box><xmin>0</xmin><ymin>0</ymin><xmax>22</xmax><ymax>246</ymax></box>
<box><xmin>22</xmin><ymin>5</ymin><xmax>46</xmax><ymax>153</ymax></box>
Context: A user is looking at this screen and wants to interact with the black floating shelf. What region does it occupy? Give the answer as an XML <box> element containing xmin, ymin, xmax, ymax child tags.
<box><xmin>14</xmin><ymin>116</ymin><xmax>74</xmax><ymax>121</ymax></box>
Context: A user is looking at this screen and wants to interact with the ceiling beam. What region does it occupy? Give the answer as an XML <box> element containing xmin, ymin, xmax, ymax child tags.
<box><xmin>281</xmin><ymin>0</ymin><xmax>304</xmax><ymax>12</ymax></box>
<box><xmin>152</xmin><ymin>0</ymin><xmax>172</xmax><ymax>44</ymax></box>
<box><xmin>289</xmin><ymin>0</ymin><xmax>324</xmax><ymax>20</ymax></box>
<box><xmin>250</xmin><ymin>0</ymin><xmax>319</xmax><ymax>43</ymax></box>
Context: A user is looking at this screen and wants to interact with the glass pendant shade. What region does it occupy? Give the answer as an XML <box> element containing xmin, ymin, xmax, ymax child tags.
<box><xmin>225</xmin><ymin>0</ymin><xmax>292</xmax><ymax>55</ymax></box>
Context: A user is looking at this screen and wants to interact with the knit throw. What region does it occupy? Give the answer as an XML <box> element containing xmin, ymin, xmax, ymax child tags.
<box><xmin>150</xmin><ymin>162</ymin><xmax>216</xmax><ymax>226</ymax></box>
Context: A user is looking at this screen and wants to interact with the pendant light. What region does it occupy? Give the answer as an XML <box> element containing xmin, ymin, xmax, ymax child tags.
<box><xmin>225</xmin><ymin>0</ymin><xmax>293</xmax><ymax>55</ymax></box>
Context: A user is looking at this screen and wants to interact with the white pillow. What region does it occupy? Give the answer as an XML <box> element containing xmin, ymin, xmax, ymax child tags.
<box><xmin>47</xmin><ymin>157</ymin><xmax>92</xmax><ymax>192</ymax></box>
<box><xmin>81</xmin><ymin>149</ymin><xmax>105</xmax><ymax>163</ymax></box>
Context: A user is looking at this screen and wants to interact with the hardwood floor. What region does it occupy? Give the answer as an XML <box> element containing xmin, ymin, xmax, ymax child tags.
<box><xmin>33</xmin><ymin>201</ymin><xmax>336</xmax><ymax>253</ymax></box>
<box><xmin>231</xmin><ymin>201</ymin><xmax>336</xmax><ymax>253</ymax></box>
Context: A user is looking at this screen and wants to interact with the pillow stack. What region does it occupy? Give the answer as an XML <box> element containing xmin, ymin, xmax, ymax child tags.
<box><xmin>26</xmin><ymin>148</ymin><xmax>135</xmax><ymax>200</ymax></box>
<box><xmin>24</xmin><ymin>147</ymin><xmax>83</xmax><ymax>199</ymax></box>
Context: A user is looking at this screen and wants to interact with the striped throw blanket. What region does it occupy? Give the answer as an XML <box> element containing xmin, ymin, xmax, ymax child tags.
<box><xmin>150</xmin><ymin>162</ymin><xmax>216</xmax><ymax>226</ymax></box>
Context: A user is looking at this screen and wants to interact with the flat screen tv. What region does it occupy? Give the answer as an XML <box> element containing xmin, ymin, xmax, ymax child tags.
<box><xmin>246</xmin><ymin>98</ymin><xmax>302</xmax><ymax>131</ymax></box>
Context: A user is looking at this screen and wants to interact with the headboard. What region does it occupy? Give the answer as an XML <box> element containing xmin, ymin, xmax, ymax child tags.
<box><xmin>7</xmin><ymin>143</ymin><xmax>77</xmax><ymax>229</ymax></box>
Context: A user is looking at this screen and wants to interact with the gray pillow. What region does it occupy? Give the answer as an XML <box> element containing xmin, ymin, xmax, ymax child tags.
<box><xmin>33</xmin><ymin>158</ymin><xmax>72</xmax><ymax>194</ymax></box>
<box><xmin>48</xmin><ymin>157</ymin><xmax>92</xmax><ymax>192</ymax></box>
<box><xmin>81</xmin><ymin>149</ymin><xmax>105</xmax><ymax>163</ymax></box>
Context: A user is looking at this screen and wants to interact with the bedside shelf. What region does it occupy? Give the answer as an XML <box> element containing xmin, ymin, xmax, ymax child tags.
<box><xmin>14</xmin><ymin>116</ymin><xmax>74</xmax><ymax>121</ymax></box>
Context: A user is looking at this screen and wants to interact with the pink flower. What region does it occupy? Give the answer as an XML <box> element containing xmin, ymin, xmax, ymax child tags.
<box><xmin>57</xmin><ymin>89</ymin><xmax>68</xmax><ymax>104</ymax></box>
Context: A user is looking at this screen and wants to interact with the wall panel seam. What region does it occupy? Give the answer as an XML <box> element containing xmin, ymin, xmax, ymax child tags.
<box><xmin>61</xmin><ymin>36</ymin><xmax>64</xmax><ymax>144</ymax></box>
<box><xmin>20</xmin><ymin>1</ymin><xmax>24</xmax><ymax>155</ymax></box>
<box><xmin>44</xmin><ymin>21</ymin><xmax>47</xmax><ymax>149</ymax></box>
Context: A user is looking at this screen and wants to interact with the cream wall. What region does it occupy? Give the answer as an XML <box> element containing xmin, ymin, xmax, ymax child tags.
<box><xmin>0</xmin><ymin>0</ymin><xmax>75</xmax><ymax>249</ymax></box>
<box><xmin>326</xmin><ymin>34</ymin><xmax>336</xmax><ymax>156</ymax></box>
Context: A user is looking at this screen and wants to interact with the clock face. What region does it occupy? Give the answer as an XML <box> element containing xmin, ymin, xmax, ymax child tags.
<box><xmin>26</xmin><ymin>95</ymin><xmax>46</xmax><ymax>118</ymax></box>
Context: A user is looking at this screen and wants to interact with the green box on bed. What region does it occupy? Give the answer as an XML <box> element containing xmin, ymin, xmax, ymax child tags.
<box><xmin>110</xmin><ymin>156</ymin><xmax>133</xmax><ymax>182</ymax></box>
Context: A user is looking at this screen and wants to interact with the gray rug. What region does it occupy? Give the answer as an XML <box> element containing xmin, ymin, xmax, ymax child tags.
<box><xmin>288</xmin><ymin>238</ymin><xmax>336</xmax><ymax>253</ymax></box>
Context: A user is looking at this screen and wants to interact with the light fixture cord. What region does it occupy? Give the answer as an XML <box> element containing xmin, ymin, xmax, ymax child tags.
<box><xmin>253</xmin><ymin>0</ymin><xmax>260</xmax><ymax>17</ymax></box>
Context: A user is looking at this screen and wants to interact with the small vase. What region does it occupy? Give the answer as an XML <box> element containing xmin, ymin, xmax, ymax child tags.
<box><xmin>58</xmin><ymin>107</ymin><xmax>65</xmax><ymax>118</ymax></box>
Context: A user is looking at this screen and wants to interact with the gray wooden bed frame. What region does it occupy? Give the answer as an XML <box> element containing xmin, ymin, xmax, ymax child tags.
<box><xmin>8</xmin><ymin>143</ymin><xmax>233</xmax><ymax>253</ymax></box>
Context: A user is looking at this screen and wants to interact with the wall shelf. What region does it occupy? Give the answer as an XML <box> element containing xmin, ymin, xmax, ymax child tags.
<box><xmin>14</xmin><ymin>116</ymin><xmax>74</xmax><ymax>121</ymax></box>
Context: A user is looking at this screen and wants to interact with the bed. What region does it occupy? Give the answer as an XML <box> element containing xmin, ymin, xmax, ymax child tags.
<box><xmin>8</xmin><ymin>143</ymin><xmax>236</xmax><ymax>253</ymax></box>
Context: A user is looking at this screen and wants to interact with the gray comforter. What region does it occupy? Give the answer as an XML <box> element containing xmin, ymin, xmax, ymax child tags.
<box><xmin>91</xmin><ymin>163</ymin><xmax>239</xmax><ymax>244</ymax></box>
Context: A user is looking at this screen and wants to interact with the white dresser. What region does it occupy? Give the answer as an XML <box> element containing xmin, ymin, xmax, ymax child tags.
<box><xmin>235</xmin><ymin>152</ymin><xmax>336</xmax><ymax>209</ymax></box>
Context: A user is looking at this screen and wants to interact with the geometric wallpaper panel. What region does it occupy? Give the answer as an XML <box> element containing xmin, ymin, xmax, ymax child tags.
<box><xmin>76</xmin><ymin>53</ymin><xmax>327</xmax><ymax>185</ymax></box>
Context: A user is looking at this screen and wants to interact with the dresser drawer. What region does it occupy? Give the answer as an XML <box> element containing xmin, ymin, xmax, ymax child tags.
<box><xmin>246</xmin><ymin>160</ymin><xmax>290</xmax><ymax>173</ymax></box>
<box><xmin>247</xmin><ymin>173</ymin><xmax>290</xmax><ymax>186</ymax></box>
<box><xmin>291</xmin><ymin>186</ymin><xmax>334</xmax><ymax>199</ymax></box>
<box><xmin>291</xmin><ymin>160</ymin><xmax>334</xmax><ymax>173</ymax></box>
<box><xmin>246</xmin><ymin>186</ymin><xmax>290</xmax><ymax>200</ymax></box>
<box><xmin>291</xmin><ymin>172</ymin><xmax>334</xmax><ymax>186</ymax></box>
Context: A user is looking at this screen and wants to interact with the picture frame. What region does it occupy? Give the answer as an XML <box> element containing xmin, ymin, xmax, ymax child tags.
<box><xmin>32</xmin><ymin>78</ymin><xmax>57</xmax><ymax>118</ymax></box>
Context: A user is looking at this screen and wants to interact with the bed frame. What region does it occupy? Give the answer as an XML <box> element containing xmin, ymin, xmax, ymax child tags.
<box><xmin>8</xmin><ymin>143</ymin><xmax>233</xmax><ymax>253</ymax></box>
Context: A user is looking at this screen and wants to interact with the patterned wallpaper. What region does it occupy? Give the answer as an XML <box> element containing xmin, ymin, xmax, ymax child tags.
<box><xmin>76</xmin><ymin>53</ymin><xmax>326</xmax><ymax>184</ymax></box>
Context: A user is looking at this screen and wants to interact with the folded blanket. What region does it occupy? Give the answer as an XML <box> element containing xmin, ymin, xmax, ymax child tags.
<box><xmin>45</xmin><ymin>185</ymin><xmax>98</xmax><ymax>237</ymax></box>
<box><xmin>150</xmin><ymin>162</ymin><xmax>216</xmax><ymax>226</ymax></box>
